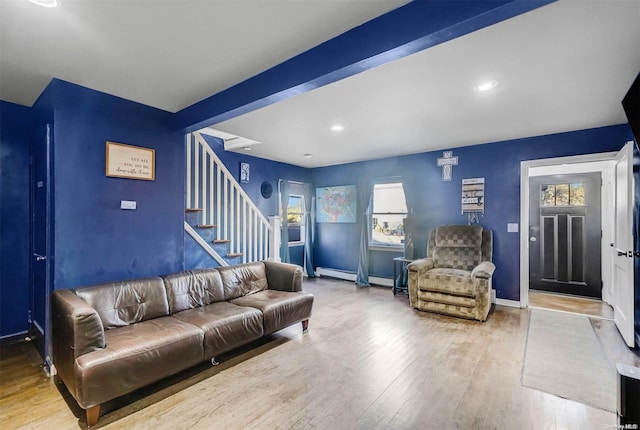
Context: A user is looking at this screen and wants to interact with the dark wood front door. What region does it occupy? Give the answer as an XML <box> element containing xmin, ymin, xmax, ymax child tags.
<box><xmin>529</xmin><ymin>173</ymin><xmax>601</xmax><ymax>298</ymax></box>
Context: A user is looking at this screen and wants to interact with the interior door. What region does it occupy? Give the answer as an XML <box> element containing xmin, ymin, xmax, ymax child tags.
<box><xmin>529</xmin><ymin>173</ymin><xmax>602</xmax><ymax>298</ymax></box>
<box><xmin>30</xmin><ymin>123</ymin><xmax>52</xmax><ymax>359</ymax></box>
<box><xmin>613</xmin><ymin>142</ymin><xmax>635</xmax><ymax>347</ymax></box>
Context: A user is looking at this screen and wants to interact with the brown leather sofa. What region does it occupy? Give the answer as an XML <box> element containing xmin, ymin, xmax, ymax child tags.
<box><xmin>51</xmin><ymin>261</ymin><xmax>313</xmax><ymax>426</ymax></box>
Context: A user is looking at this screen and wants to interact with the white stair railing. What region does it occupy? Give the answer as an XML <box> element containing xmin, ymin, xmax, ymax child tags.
<box><xmin>186</xmin><ymin>132</ymin><xmax>273</xmax><ymax>263</ymax></box>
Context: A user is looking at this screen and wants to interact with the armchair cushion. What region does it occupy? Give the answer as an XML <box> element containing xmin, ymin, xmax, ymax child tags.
<box><xmin>432</xmin><ymin>225</ymin><xmax>483</xmax><ymax>271</ymax></box>
<box><xmin>420</xmin><ymin>268</ymin><xmax>475</xmax><ymax>297</ymax></box>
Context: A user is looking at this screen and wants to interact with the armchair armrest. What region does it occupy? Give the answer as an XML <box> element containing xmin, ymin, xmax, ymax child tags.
<box><xmin>407</xmin><ymin>258</ymin><xmax>434</xmax><ymax>274</ymax></box>
<box><xmin>471</xmin><ymin>261</ymin><xmax>496</xmax><ymax>280</ymax></box>
<box><xmin>264</xmin><ymin>261</ymin><xmax>303</xmax><ymax>292</ymax></box>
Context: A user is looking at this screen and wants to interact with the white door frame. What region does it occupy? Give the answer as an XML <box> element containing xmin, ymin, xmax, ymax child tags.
<box><xmin>520</xmin><ymin>152</ymin><xmax>617</xmax><ymax>308</ymax></box>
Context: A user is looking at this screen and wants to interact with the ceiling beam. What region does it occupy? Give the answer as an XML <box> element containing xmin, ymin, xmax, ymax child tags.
<box><xmin>174</xmin><ymin>0</ymin><xmax>556</xmax><ymax>133</ymax></box>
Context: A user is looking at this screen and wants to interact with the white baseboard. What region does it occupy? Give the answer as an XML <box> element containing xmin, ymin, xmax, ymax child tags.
<box><xmin>0</xmin><ymin>330</ymin><xmax>28</xmax><ymax>341</ymax></box>
<box><xmin>316</xmin><ymin>267</ymin><xmax>393</xmax><ymax>287</ymax></box>
<box><xmin>495</xmin><ymin>298</ymin><xmax>522</xmax><ymax>308</ymax></box>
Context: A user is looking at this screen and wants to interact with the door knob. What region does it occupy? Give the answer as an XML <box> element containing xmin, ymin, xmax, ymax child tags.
<box><xmin>34</xmin><ymin>254</ymin><xmax>46</xmax><ymax>261</ymax></box>
<box><xmin>530</xmin><ymin>237</ymin><xmax>537</xmax><ymax>242</ymax></box>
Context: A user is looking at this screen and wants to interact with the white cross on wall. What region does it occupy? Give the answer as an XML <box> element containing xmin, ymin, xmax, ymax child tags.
<box><xmin>437</xmin><ymin>151</ymin><xmax>458</xmax><ymax>181</ymax></box>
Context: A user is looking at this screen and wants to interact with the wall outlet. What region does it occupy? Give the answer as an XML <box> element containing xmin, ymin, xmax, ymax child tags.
<box><xmin>121</xmin><ymin>200</ymin><xmax>137</xmax><ymax>210</ymax></box>
<box><xmin>507</xmin><ymin>223</ymin><xmax>519</xmax><ymax>233</ymax></box>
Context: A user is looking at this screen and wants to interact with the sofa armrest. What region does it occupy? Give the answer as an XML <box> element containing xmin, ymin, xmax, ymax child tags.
<box><xmin>264</xmin><ymin>261</ymin><xmax>303</xmax><ymax>292</ymax></box>
<box><xmin>51</xmin><ymin>289</ymin><xmax>106</xmax><ymax>397</ymax></box>
<box><xmin>52</xmin><ymin>289</ymin><xmax>105</xmax><ymax>360</ymax></box>
<box><xmin>407</xmin><ymin>258</ymin><xmax>434</xmax><ymax>274</ymax></box>
<box><xmin>471</xmin><ymin>261</ymin><xmax>496</xmax><ymax>280</ymax></box>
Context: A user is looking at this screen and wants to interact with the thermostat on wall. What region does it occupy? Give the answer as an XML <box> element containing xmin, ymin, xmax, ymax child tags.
<box><xmin>121</xmin><ymin>200</ymin><xmax>137</xmax><ymax>210</ymax></box>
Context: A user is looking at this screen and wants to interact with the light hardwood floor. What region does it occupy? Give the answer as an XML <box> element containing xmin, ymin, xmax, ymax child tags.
<box><xmin>529</xmin><ymin>290</ymin><xmax>615</xmax><ymax>320</ymax></box>
<box><xmin>1</xmin><ymin>277</ymin><xmax>638</xmax><ymax>429</ymax></box>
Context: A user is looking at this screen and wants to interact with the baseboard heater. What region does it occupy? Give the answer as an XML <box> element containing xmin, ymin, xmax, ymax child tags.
<box><xmin>316</xmin><ymin>267</ymin><xmax>393</xmax><ymax>288</ymax></box>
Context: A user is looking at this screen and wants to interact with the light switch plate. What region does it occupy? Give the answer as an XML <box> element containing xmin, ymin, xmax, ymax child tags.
<box><xmin>507</xmin><ymin>223</ymin><xmax>518</xmax><ymax>233</ymax></box>
<box><xmin>121</xmin><ymin>200</ymin><xmax>137</xmax><ymax>210</ymax></box>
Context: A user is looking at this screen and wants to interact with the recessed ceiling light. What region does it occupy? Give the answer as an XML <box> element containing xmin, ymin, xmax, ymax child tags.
<box><xmin>28</xmin><ymin>0</ymin><xmax>59</xmax><ymax>7</ymax></box>
<box><xmin>304</xmin><ymin>154</ymin><xmax>313</xmax><ymax>158</ymax></box>
<box><xmin>330</xmin><ymin>124</ymin><xmax>345</xmax><ymax>132</ymax></box>
<box><xmin>473</xmin><ymin>80</ymin><xmax>498</xmax><ymax>92</ymax></box>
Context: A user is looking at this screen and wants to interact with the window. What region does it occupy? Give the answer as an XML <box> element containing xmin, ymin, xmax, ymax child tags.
<box><xmin>540</xmin><ymin>183</ymin><xmax>585</xmax><ymax>207</ymax></box>
<box><xmin>285</xmin><ymin>195</ymin><xmax>304</xmax><ymax>243</ymax></box>
<box><xmin>371</xmin><ymin>182</ymin><xmax>407</xmax><ymax>248</ymax></box>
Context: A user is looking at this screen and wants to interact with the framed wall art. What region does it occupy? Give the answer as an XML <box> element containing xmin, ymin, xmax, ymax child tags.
<box><xmin>106</xmin><ymin>141</ymin><xmax>155</xmax><ymax>181</ymax></box>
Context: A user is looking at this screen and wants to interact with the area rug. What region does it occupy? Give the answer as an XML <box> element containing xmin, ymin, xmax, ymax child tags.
<box><xmin>521</xmin><ymin>308</ymin><xmax>616</xmax><ymax>412</ymax></box>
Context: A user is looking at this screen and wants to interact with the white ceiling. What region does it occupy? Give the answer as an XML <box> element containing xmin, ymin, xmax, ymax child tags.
<box><xmin>214</xmin><ymin>0</ymin><xmax>640</xmax><ymax>167</ymax></box>
<box><xmin>2</xmin><ymin>0</ymin><xmax>639</xmax><ymax>169</ymax></box>
<box><xmin>0</xmin><ymin>0</ymin><xmax>408</xmax><ymax>111</ymax></box>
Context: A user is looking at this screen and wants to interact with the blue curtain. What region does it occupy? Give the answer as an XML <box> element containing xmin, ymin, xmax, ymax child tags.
<box><xmin>303</xmin><ymin>183</ymin><xmax>316</xmax><ymax>277</ymax></box>
<box><xmin>356</xmin><ymin>178</ymin><xmax>373</xmax><ymax>286</ymax></box>
<box><xmin>399</xmin><ymin>176</ymin><xmax>419</xmax><ymax>286</ymax></box>
<box><xmin>279</xmin><ymin>180</ymin><xmax>290</xmax><ymax>263</ymax></box>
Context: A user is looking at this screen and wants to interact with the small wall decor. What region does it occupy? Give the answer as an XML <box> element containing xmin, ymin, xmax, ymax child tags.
<box><xmin>260</xmin><ymin>181</ymin><xmax>273</xmax><ymax>199</ymax></box>
<box><xmin>240</xmin><ymin>162</ymin><xmax>250</xmax><ymax>183</ymax></box>
<box><xmin>462</xmin><ymin>177</ymin><xmax>485</xmax><ymax>214</ymax></box>
<box><xmin>316</xmin><ymin>185</ymin><xmax>357</xmax><ymax>223</ymax></box>
<box><xmin>437</xmin><ymin>151</ymin><xmax>458</xmax><ymax>181</ymax></box>
<box><xmin>106</xmin><ymin>141</ymin><xmax>155</xmax><ymax>181</ymax></box>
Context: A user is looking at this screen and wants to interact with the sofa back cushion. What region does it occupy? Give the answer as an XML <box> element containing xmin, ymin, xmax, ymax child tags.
<box><xmin>432</xmin><ymin>225</ymin><xmax>483</xmax><ymax>271</ymax></box>
<box><xmin>218</xmin><ymin>262</ymin><xmax>268</xmax><ymax>300</ymax></box>
<box><xmin>75</xmin><ymin>277</ymin><xmax>169</xmax><ymax>330</ymax></box>
<box><xmin>162</xmin><ymin>269</ymin><xmax>225</xmax><ymax>314</ymax></box>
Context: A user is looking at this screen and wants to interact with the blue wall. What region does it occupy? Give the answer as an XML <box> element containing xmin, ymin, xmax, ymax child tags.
<box><xmin>312</xmin><ymin>124</ymin><xmax>633</xmax><ymax>301</ymax></box>
<box><xmin>0</xmin><ymin>101</ymin><xmax>33</xmax><ymax>338</ymax></box>
<box><xmin>40</xmin><ymin>80</ymin><xmax>185</xmax><ymax>290</ymax></box>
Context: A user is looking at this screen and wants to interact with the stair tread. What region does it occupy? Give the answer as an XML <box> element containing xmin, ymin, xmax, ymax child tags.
<box><xmin>185</xmin><ymin>208</ymin><xmax>203</xmax><ymax>212</ymax></box>
<box><xmin>196</xmin><ymin>224</ymin><xmax>217</xmax><ymax>228</ymax></box>
<box><xmin>213</xmin><ymin>239</ymin><xmax>231</xmax><ymax>244</ymax></box>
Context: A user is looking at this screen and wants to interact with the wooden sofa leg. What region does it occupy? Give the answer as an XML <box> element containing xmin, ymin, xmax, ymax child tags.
<box><xmin>301</xmin><ymin>319</ymin><xmax>309</xmax><ymax>332</ymax></box>
<box><xmin>86</xmin><ymin>405</ymin><xmax>100</xmax><ymax>427</ymax></box>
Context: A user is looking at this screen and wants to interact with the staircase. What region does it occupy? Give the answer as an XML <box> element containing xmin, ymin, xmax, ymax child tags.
<box><xmin>185</xmin><ymin>132</ymin><xmax>273</xmax><ymax>268</ymax></box>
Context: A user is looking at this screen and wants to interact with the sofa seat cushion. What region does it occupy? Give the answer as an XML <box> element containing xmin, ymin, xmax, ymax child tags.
<box><xmin>419</xmin><ymin>268</ymin><xmax>475</xmax><ymax>297</ymax></box>
<box><xmin>172</xmin><ymin>302</ymin><xmax>263</xmax><ymax>359</ymax></box>
<box><xmin>230</xmin><ymin>290</ymin><xmax>314</xmax><ymax>335</ymax></box>
<box><xmin>74</xmin><ymin>316</ymin><xmax>204</xmax><ymax>409</ymax></box>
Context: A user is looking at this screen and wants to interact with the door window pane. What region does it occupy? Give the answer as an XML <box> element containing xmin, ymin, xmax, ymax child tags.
<box><xmin>569</xmin><ymin>183</ymin><xmax>585</xmax><ymax>206</ymax></box>
<box><xmin>540</xmin><ymin>183</ymin><xmax>585</xmax><ymax>207</ymax></box>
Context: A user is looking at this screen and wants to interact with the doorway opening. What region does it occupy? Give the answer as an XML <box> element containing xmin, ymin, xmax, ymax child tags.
<box><xmin>520</xmin><ymin>153</ymin><xmax>617</xmax><ymax>321</ymax></box>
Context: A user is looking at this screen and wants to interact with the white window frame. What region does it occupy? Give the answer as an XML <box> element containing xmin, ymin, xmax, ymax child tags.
<box><xmin>369</xmin><ymin>181</ymin><xmax>407</xmax><ymax>251</ymax></box>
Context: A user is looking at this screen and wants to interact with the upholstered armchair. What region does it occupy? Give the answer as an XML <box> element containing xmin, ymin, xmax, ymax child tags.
<box><xmin>407</xmin><ymin>225</ymin><xmax>495</xmax><ymax>321</ymax></box>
